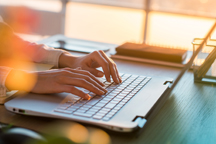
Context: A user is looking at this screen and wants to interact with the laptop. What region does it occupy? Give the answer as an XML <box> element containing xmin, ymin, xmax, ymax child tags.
<box><xmin>4</xmin><ymin>22</ymin><xmax>215</xmax><ymax>133</ymax></box>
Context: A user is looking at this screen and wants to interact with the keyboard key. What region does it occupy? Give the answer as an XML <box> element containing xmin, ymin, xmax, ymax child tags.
<box><xmin>76</xmin><ymin>109</ymin><xmax>86</xmax><ymax>113</ymax></box>
<box><xmin>67</xmin><ymin>108</ymin><xmax>77</xmax><ymax>112</ymax></box>
<box><xmin>57</xmin><ymin>106</ymin><xmax>68</xmax><ymax>110</ymax></box>
<box><xmin>124</xmin><ymin>97</ymin><xmax>131</xmax><ymax>100</ymax></box>
<box><xmin>103</xmin><ymin>117</ymin><xmax>110</xmax><ymax>121</ymax></box>
<box><xmin>105</xmin><ymin>103</ymin><xmax>116</xmax><ymax>109</ymax></box>
<box><xmin>105</xmin><ymin>114</ymin><xmax>114</xmax><ymax>118</ymax></box>
<box><xmin>54</xmin><ymin>109</ymin><xmax>65</xmax><ymax>113</ymax></box>
<box><xmin>117</xmin><ymin>93</ymin><xmax>127</xmax><ymax>97</ymax></box>
<box><xmin>87</xmin><ymin>109</ymin><xmax>99</xmax><ymax>113</ymax></box>
<box><xmin>110</xmin><ymin>100</ymin><xmax>119</xmax><ymax>104</ymax></box>
<box><xmin>59</xmin><ymin>103</ymin><xmax>71</xmax><ymax>107</ymax></box>
<box><xmin>86</xmin><ymin>100</ymin><xmax>98</xmax><ymax>106</ymax></box>
<box><xmin>73</xmin><ymin>103</ymin><xmax>84</xmax><ymax>107</ymax></box>
<box><xmin>90</xmin><ymin>106</ymin><xmax>101</xmax><ymax>110</ymax></box>
<box><xmin>110</xmin><ymin>109</ymin><xmax>118</xmax><ymax>113</ymax></box>
<box><xmin>103</xmin><ymin>97</ymin><xmax>112</xmax><ymax>101</ymax></box>
<box><xmin>113</xmin><ymin>97</ymin><xmax>122</xmax><ymax>101</ymax></box>
<box><xmin>100</xmin><ymin>107</ymin><xmax>111</xmax><ymax>112</ymax></box>
<box><xmin>62</xmin><ymin>110</ymin><xmax>73</xmax><ymax>114</ymax></box>
<box><xmin>99</xmin><ymin>100</ymin><xmax>109</xmax><ymax>104</ymax></box>
<box><xmin>121</xmin><ymin>99</ymin><xmax>128</xmax><ymax>103</ymax></box>
<box><xmin>79</xmin><ymin>107</ymin><xmax>90</xmax><ymax>111</ymax></box>
<box><xmin>95</xmin><ymin>103</ymin><xmax>105</xmax><ymax>108</ymax></box>
<box><xmin>96</xmin><ymin>112</ymin><xmax>106</xmax><ymax>117</ymax></box>
<box><xmin>106</xmin><ymin>95</ymin><xmax>115</xmax><ymax>99</ymax></box>
<box><xmin>73</xmin><ymin>112</ymin><xmax>93</xmax><ymax>118</ymax></box>
<box><xmin>93</xmin><ymin>96</ymin><xmax>103</xmax><ymax>100</ymax></box>
<box><xmin>93</xmin><ymin>115</ymin><xmax>103</xmax><ymax>120</ymax></box>
<box><xmin>114</xmin><ymin>105</ymin><xmax>122</xmax><ymax>110</ymax></box>
<box><xmin>112</xmin><ymin>99</ymin><xmax>121</xmax><ymax>103</ymax></box>
<box><xmin>98</xmin><ymin>109</ymin><xmax>109</xmax><ymax>114</ymax></box>
<box><xmin>82</xmin><ymin>105</ymin><xmax>92</xmax><ymax>109</ymax></box>
<box><xmin>86</xmin><ymin>110</ymin><xmax>96</xmax><ymax>114</ymax></box>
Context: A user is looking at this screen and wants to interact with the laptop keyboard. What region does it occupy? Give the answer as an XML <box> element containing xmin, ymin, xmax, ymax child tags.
<box><xmin>54</xmin><ymin>73</ymin><xmax>151</xmax><ymax>121</ymax></box>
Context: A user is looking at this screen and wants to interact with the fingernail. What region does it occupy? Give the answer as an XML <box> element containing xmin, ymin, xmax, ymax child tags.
<box><xmin>104</xmin><ymin>89</ymin><xmax>108</xmax><ymax>93</ymax></box>
<box><xmin>98</xmin><ymin>72</ymin><xmax>104</xmax><ymax>77</ymax></box>
<box><xmin>119</xmin><ymin>76</ymin><xmax>122</xmax><ymax>83</ymax></box>
<box><xmin>99</xmin><ymin>90</ymin><xmax>105</xmax><ymax>95</ymax></box>
<box><xmin>108</xmin><ymin>77</ymin><xmax>111</xmax><ymax>82</ymax></box>
<box><xmin>85</xmin><ymin>94</ymin><xmax>91</xmax><ymax>100</ymax></box>
<box><xmin>117</xmin><ymin>77</ymin><xmax>120</xmax><ymax>83</ymax></box>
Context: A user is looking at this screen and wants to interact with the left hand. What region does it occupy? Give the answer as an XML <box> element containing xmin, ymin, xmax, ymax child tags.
<box><xmin>59</xmin><ymin>50</ymin><xmax>122</xmax><ymax>84</ymax></box>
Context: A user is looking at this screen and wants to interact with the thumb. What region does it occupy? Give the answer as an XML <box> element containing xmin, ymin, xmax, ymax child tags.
<box><xmin>85</xmin><ymin>67</ymin><xmax>104</xmax><ymax>77</ymax></box>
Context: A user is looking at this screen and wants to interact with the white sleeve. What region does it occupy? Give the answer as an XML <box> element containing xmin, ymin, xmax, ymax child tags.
<box><xmin>20</xmin><ymin>40</ymin><xmax>66</xmax><ymax>68</ymax></box>
<box><xmin>39</xmin><ymin>46</ymin><xmax>65</xmax><ymax>68</ymax></box>
<box><xmin>0</xmin><ymin>66</ymin><xmax>12</xmax><ymax>97</ymax></box>
<box><xmin>30</xmin><ymin>43</ymin><xmax>65</xmax><ymax>68</ymax></box>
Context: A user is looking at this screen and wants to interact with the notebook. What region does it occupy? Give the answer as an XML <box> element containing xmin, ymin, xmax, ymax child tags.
<box><xmin>4</xmin><ymin>21</ymin><xmax>214</xmax><ymax>133</ymax></box>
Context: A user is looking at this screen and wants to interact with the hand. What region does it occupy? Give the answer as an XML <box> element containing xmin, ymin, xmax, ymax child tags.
<box><xmin>5</xmin><ymin>68</ymin><xmax>107</xmax><ymax>99</ymax></box>
<box><xmin>59</xmin><ymin>50</ymin><xmax>122</xmax><ymax>83</ymax></box>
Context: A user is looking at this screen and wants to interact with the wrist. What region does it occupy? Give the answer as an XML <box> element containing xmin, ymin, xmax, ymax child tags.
<box><xmin>58</xmin><ymin>52</ymin><xmax>78</xmax><ymax>68</ymax></box>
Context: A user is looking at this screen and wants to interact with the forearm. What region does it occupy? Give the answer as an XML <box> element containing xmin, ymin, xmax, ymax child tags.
<box><xmin>0</xmin><ymin>66</ymin><xmax>12</xmax><ymax>97</ymax></box>
<box><xmin>0</xmin><ymin>21</ymin><xmax>64</xmax><ymax>68</ymax></box>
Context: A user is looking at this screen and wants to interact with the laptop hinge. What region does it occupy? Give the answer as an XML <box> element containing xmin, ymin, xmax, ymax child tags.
<box><xmin>134</xmin><ymin>117</ymin><xmax>147</xmax><ymax>128</ymax></box>
<box><xmin>163</xmin><ymin>80</ymin><xmax>173</xmax><ymax>88</ymax></box>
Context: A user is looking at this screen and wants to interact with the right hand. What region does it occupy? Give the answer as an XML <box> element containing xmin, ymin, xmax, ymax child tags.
<box><xmin>5</xmin><ymin>68</ymin><xmax>107</xmax><ymax>100</ymax></box>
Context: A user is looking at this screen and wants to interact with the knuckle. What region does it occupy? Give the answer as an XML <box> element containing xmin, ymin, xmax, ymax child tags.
<box><xmin>85</xmin><ymin>71</ymin><xmax>91</xmax><ymax>76</ymax></box>
<box><xmin>84</xmin><ymin>76</ymin><xmax>91</xmax><ymax>81</ymax></box>
<box><xmin>93</xmin><ymin>50</ymin><xmax>100</xmax><ymax>56</ymax></box>
<box><xmin>111</xmin><ymin>62</ymin><xmax>116</xmax><ymax>67</ymax></box>
<box><xmin>61</xmin><ymin>69</ymin><xmax>70</xmax><ymax>75</ymax></box>
<box><xmin>80</xmin><ymin>79</ymin><xmax>87</xmax><ymax>85</ymax></box>
<box><xmin>78</xmin><ymin>90</ymin><xmax>84</xmax><ymax>96</ymax></box>
<box><xmin>103</xmin><ymin>61</ymin><xmax>109</xmax><ymax>67</ymax></box>
<box><xmin>98</xmin><ymin>50</ymin><xmax>103</xmax><ymax>53</ymax></box>
<box><xmin>63</xmin><ymin>67</ymin><xmax>71</xmax><ymax>71</ymax></box>
<box><xmin>70</xmin><ymin>86</ymin><xmax>76</xmax><ymax>91</ymax></box>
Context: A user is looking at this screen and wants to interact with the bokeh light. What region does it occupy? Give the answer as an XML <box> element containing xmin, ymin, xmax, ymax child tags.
<box><xmin>89</xmin><ymin>129</ymin><xmax>111</xmax><ymax>144</ymax></box>
<box><xmin>67</xmin><ymin>123</ymin><xmax>89</xmax><ymax>143</ymax></box>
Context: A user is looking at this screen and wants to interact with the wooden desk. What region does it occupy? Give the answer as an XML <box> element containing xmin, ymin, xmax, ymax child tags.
<box><xmin>1</xmin><ymin>59</ymin><xmax>216</xmax><ymax>144</ymax></box>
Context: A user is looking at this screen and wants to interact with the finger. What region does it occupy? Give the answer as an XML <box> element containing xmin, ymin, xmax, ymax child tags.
<box><xmin>62</xmin><ymin>85</ymin><xmax>90</xmax><ymax>100</ymax></box>
<box><xmin>91</xmin><ymin>51</ymin><xmax>111</xmax><ymax>82</ymax></box>
<box><xmin>63</xmin><ymin>77</ymin><xmax>106</xmax><ymax>96</ymax></box>
<box><xmin>98</xmin><ymin>50</ymin><xmax>121</xmax><ymax>83</ymax></box>
<box><xmin>114</xmin><ymin>63</ymin><xmax>122</xmax><ymax>83</ymax></box>
<box><xmin>84</xmin><ymin>67</ymin><xmax>104</xmax><ymax>77</ymax></box>
<box><xmin>72</xmin><ymin>72</ymin><xmax>107</xmax><ymax>93</ymax></box>
<box><xmin>63</xmin><ymin>68</ymin><xmax>105</xmax><ymax>87</ymax></box>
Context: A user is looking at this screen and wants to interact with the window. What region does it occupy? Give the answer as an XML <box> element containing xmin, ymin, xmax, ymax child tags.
<box><xmin>1</xmin><ymin>0</ymin><xmax>215</xmax><ymax>50</ymax></box>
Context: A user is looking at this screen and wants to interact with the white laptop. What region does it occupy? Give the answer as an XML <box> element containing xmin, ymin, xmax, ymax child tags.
<box><xmin>4</xmin><ymin>23</ymin><xmax>212</xmax><ymax>133</ymax></box>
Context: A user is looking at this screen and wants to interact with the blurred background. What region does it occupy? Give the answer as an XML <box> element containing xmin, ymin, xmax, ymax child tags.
<box><xmin>0</xmin><ymin>0</ymin><xmax>216</xmax><ymax>50</ymax></box>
